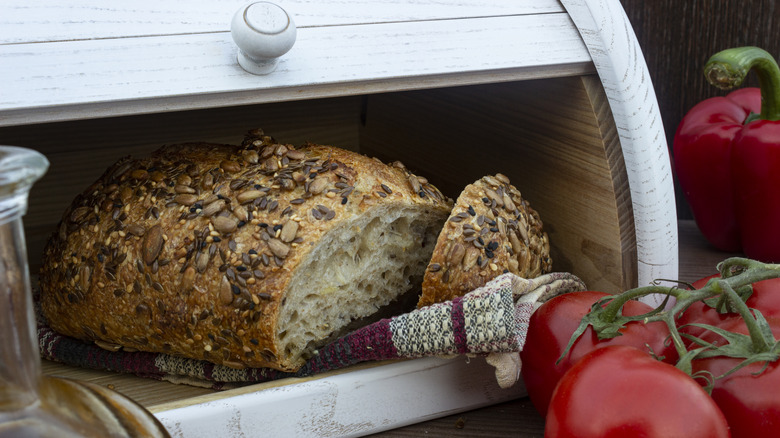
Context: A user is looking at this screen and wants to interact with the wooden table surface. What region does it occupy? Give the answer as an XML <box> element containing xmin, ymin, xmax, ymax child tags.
<box><xmin>370</xmin><ymin>219</ymin><xmax>739</xmax><ymax>436</ymax></box>
<box><xmin>42</xmin><ymin>220</ymin><xmax>735</xmax><ymax>437</ymax></box>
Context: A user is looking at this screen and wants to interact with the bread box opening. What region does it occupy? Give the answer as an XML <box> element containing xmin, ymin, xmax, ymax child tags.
<box><xmin>1</xmin><ymin>75</ymin><xmax>634</xmax><ymax>299</ymax></box>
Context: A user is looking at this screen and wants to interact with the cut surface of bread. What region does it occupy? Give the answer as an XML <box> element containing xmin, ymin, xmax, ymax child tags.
<box><xmin>278</xmin><ymin>204</ymin><xmax>441</xmax><ymax>362</ymax></box>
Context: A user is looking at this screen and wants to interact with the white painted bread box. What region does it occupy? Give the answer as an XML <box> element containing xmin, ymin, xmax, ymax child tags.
<box><xmin>0</xmin><ymin>0</ymin><xmax>677</xmax><ymax>436</ymax></box>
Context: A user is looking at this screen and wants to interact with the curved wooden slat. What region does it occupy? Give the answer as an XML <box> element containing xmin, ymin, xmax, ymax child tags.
<box><xmin>561</xmin><ymin>0</ymin><xmax>678</xmax><ymax>305</ymax></box>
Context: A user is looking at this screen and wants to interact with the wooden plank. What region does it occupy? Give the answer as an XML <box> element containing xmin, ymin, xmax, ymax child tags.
<box><xmin>41</xmin><ymin>360</ymin><xmax>215</xmax><ymax>407</ymax></box>
<box><xmin>42</xmin><ymin>355</ymin><xmax>526</xmax><ymax>437</ymax></box>
<box><xmin>1</xmin><ymin>0</ymin><xmax>566</xmax><ymax>44</ymax></box>
<box><xmin>0</xmin><ymin>13</ymin><xmax>593</xmax><ymax>126</ymax></box>
<box><xmin>151</xmin><ymin>356</ymin><xmax>526</xmax><ymax>437</ymax></box>
<box><xmin>359</xmin><ymin>76</ymin><xmax>636</xmax><ymax>293</ymax></box>
<box><xmin>560</xmin><ymin>0</ymin><xmax>678</xmax><ymax>303</ymax></box>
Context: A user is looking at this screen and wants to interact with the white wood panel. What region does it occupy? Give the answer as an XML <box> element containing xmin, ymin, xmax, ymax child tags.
<box><xmin>560</xmin><ymin>0</ymin><xmax>679</xmax><ymax>304</ymax></box>
<box><xmin>153</xmin><ymin>356</ymin><xmax>526</xmax><ymax>437</ymax></box>
<box><xmin>1</xmin><ymin>1</ymin><xmax>566</xmax><ymax>44</ymax></box>
<box><xmin>0</xmin><ymin>13</ymin><xmax>593</xmax><ymax>126</ymax></box>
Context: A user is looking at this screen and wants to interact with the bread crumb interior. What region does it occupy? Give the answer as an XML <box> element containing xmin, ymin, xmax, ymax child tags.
<box><xmin>277</xmin><ymin>206</ymin><xmax>441</xmax><ymax>363</ymax></box>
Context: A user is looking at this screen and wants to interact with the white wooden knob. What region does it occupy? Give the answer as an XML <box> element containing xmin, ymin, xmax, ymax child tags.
<box><xmin>231</xmin><ymin>2</ymin><xmax>296</xmax><ymax>75</ymax></box>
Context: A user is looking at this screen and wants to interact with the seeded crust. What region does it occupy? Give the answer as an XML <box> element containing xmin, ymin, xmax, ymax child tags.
<box><xmin>39</xmin><ymin>129</ymin><xmax>452</xmax><ymax>372</ymax></box>
<box><xmin>418</xmin><ymin>174</ymin><xmax>552</xmax><ymax>307</ymax></box>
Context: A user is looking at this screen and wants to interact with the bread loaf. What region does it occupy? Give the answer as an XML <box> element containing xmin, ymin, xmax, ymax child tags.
<box><xmin>418</xmin><ymin>174</ymin><xmax>551</xmax><ymax>307</ymax></box>
<box><xmin>39</xmin><ymin>129</ymin><xmax>452</xmax><ymax>372</ymax></box>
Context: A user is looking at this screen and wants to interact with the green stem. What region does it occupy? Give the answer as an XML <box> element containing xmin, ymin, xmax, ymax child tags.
<box><xmin>599</xmin><ymin>258</ymin><xmax>780</xmax><ymax>326</ymax></box>
<box><xmin>594</xmin><ymin>258</ymin><xmax>780</xmax><ymax>356</ymax></box>
<box><xmin>718</xmin><ymin>280</ymin><xmax>772</xmax><ymax>352</ymax></box>
<box><xmin>704</xmin><ymin>46</ymin><xmax>780</xmax><ymax>121</ymax></box>
<box><xmin>660</xmin><ymin>311</ymin><xmax>690</xmax><ymax>360</ymax></box>
<box><xmin>719</xmin><ymin>257</ymin><xmax>780</xmax><ymax>284</ymax></box>
<box><xmin>599</xmin><ymin>285</ymin><xmax>686</xmax><ymax>322</ymax></box>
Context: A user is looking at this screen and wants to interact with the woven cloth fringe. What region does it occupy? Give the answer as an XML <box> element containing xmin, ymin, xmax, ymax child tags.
<box><xmin>38</xmin><ymin>272</ymin><xmax>584</xmax><ymax>390</ymax></box>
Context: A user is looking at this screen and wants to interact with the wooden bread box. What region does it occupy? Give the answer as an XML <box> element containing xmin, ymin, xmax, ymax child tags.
<box><xmin>0</xmin><ymin>0</ymin><xmax>678</xmax><ymax>436</ymax></box>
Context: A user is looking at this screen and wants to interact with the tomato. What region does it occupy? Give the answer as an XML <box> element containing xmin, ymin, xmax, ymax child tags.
<box><xmin>691</xmin><ymin>316</ymin><xmax>780</xmax><ymax>438</ymax></box>
<box><xmin>678</xmin><ymin>274</ymin><xmax>780</xmax><ymax>342</ymax></box>
<box><xmin>746</xmin><ymin>278</ymin><xmax>780</xmax><ymax>316</ymax></box>
<box><xmin>520</xmin><ymin>291</ymin><xmax>677</xmax><ymax>416</ymax></box>
<box><xmin>546</xmin><ymin>345</ymin><xmax>731</xmax><ymax>438</ymax></box>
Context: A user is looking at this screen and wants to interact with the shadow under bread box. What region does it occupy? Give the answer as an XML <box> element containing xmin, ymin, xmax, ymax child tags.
<box><xmin>0</xmin><ymin>0</ymin><xmax>678</xmax><ymax>435</ymax></box>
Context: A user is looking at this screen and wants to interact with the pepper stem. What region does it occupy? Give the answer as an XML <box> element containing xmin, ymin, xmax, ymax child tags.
<box><xmin>704</xmin><ymin>46</ymin><xmax>780</xmax><ymax>121</ymax></box>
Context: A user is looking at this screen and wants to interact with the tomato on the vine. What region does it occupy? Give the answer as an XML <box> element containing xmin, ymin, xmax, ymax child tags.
<box><xmin>520</xmin><ymin>291</ymin><xmax>677</xmax><ymax>416</ymax></box>
<box><xmin>678</xmin><ymin>275</ymin><xmax>780</xmax><ymax>342</ymax></box>
<box><xmin>744</xmin><ymin>278</ymin><xmax>780</xmax><ymax>316</ymax></box>
<box><xmin>545</xmin><ymin>345</ymin><xmax>730</xmax><ymax>438</ymax></box>
<box><xmin>691</xmin><ymin>316</ymin><xmax>780</xmax><ymax>438</ymax></box>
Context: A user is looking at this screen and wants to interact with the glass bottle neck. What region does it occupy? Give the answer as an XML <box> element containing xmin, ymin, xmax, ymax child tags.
<box><xmin>0</xmin><ymin>194</ymin><xmax>43</xmax><ymax>411</ymax></box>
<box><xmin>0</xmin><ymin>146</ymin><xmax>49</xmax><ymax>412</ymax></box>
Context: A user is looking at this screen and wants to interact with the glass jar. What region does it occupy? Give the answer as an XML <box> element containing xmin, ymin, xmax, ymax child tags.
<box><xmin>0</xmin><ymin>146</ymin><xmax>170</xmax><ymax>437</ymax></box>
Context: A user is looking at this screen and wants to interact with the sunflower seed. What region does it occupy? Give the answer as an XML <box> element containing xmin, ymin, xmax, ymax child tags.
<box><xmin>201</xmin><ymin>173</ymin><xmax>215</xmax><ymax>190</ymax></box>
<box><xmin>446</xmin><ymin>243</ymin><xmax>466</xmax><ymax>266</ymax></box>
<box><xmin>229</xmin><ymin>179</ymin><xmax>248</xmax><ymax>191</ymax></box>
<box><xmin>212</xmin><ymin>216</ymin><xmax>238</xmax><ymax>234</ymax></box>
<box><xmin>181</xmin><ymin>266</ymin><xmax>196</xmax><ymax>291</ymax></box>
<box><xmin>196</xmin><ymin>251</ymin><xmax>209</xmax><ymax>273</ymax></box>
<box><xmin>237</xmin><ymin>190</ymin><xmax>266</xmax><ymax>204</ymax></box>
<box><xmin>126</xmin><ymin>224</ymin><xmax>146</xmax><ymax>237</ymax></box>
<box><xmin>69</xmin><ymin>206</ymin><xmax>90</xmax><ymax>224</ymax></box>
<box><xmin>509</xmin><ymin>231</ymin><xmax>524</xmax><ymax>255</ymax></box>
<box><xmin>174</xmin><ymin>184</ymin><xmax>196</xmax><ymax>194</ymax></box>
<box><xmin>242</xmin><ymin>150</ymin><xmax>259</xmax><ymax>164</ymax></box>
<box><xmin>219</xmin><ymin>276</ymin><xmax>233</xmax><ymax>305</ymax></box>
<box><xmin>280</xmin><ymin>220</ymin><xmax>299</xmax><ymax>243</ymax></box>
<box><xmin>503</xmin><ymin>193</ymin><xmax>516</xmax><ymax>212</ymax></box>
<box><xmin>483</xmin><ymin>175</ymin><xmax>502</xmax><ymax>187</ymax></box>
<box><xmin>308</xmin><ymin>177</ymin><xmax>328</xmax><ymax>195</ymax></box>
<box><xmin>143</xmin><ymin>224</ymin><xmax>164</xmax><ymax>265</ymax></box>
<box><xmin>408</xmin><ymin>175</ymin><xmax>421</xmax><ymax>194</ymax></box>
<box><xmin>95</xmin><ymin>340</ymin><xmax>122</xmax><ymax>352</ymax></box>
<box><xmin>220</xmin><ymin>160</ymin><xmax>241</xmax><ymax>173</ymax></box>
<box><xmin>286</xmin><ymin>149</ymin><xmax>306</xmax><ymax>160</ymax></box>
<box><xmin>232</xmin><ymin>204</ymin><xmax>249</xmax><ymax>223</ymax></box>
<box><xmin>463</xmin><ymin>247</ymin><xmax>480</xmax><ymax>270</ymax></box>
<box><xmin>175</xmin><ymin>194</ymin><xmax>198</xmax><ymax>206</ymax></box>
<box><xmin>130</xmin><ymin>169</ymin><xmax>148</xmax><ymax>180</ymax></box>
<box><xmin>484</xmin><ymin>188</ymin><xmax>504</xmax><ymax>207</ymax></box>
<box><xmin>202</xmin><ymin>199</ymin><xmax>227</xmax><ymax>217</ymax></box>
<box><xmin>268</xmin><ymin>238</ymin><xmax>290</xmax><ymax>259</ymax></box>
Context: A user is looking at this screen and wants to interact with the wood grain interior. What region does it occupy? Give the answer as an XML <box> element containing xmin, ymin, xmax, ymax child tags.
<box><xmin>359</xmin><ymin>75</ymin><xmax>636</xmax><ymax>292</ymax></box>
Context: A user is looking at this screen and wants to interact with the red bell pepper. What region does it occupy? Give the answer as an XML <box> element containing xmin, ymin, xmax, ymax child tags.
<box><xmin>674</xmin><ymin>46</ymin><xmax>780</xmax><ymax>261</ymax></box>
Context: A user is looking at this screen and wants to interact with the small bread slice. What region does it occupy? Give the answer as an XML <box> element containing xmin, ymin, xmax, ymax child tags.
<box><xmin>418</xmin><ymin>173</ymin><xmax>552</xmax><ymax>307</ymax></box>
